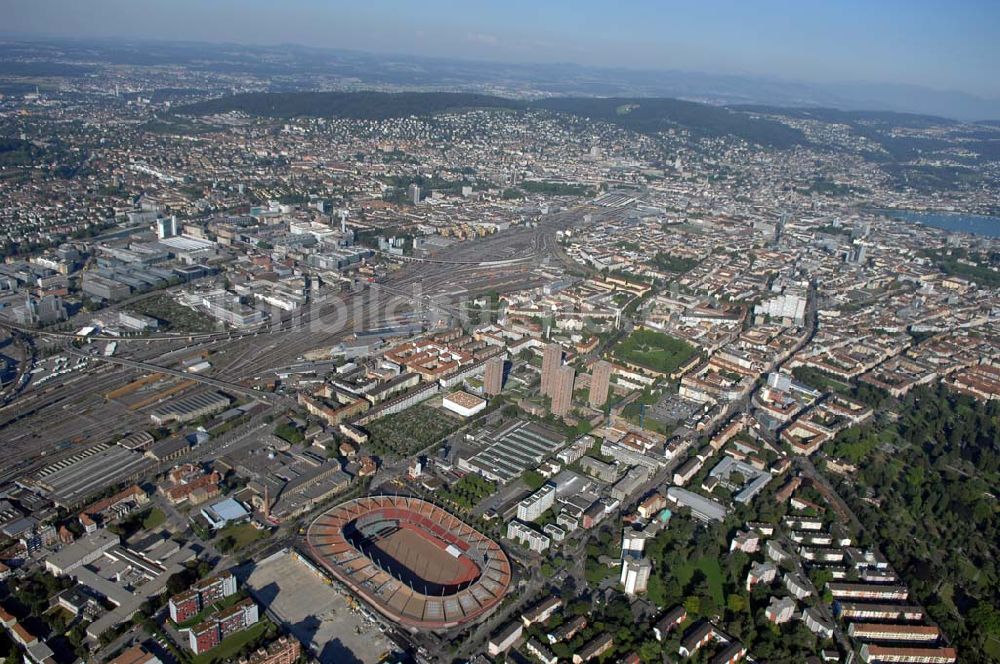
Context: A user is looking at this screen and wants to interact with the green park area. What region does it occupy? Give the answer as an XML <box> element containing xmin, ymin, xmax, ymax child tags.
<box><xmin>439</xmin><ymin>474</ymin><xmax>496</xmax><ymax>511</ymax></box>
<box><xmin>126</xmin><ymin>293</ymin><xmax>217</xmax><ymax>333</ymax></box>
<box><xmin>613</xmin><ymin>328</ymin><xmax>697</xmax><ymax>375</ymax></box>
<box><xmin>215</xmin><ymin>522</ymin><xmax>268</xmax><ymax>553</ymax></box>
<box><xmin>674</xmin><ymin>556</ymin><xmax>725</xmax><ymax>608</ymax></box>
<box><xmin>654</xmin><ymin>251</ymin><xmax>700</xmax><ymax>274</ymax></box>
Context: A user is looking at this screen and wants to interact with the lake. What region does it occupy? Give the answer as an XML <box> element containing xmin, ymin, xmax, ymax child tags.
<box><xmin>876</xmin><ymin>209</ymin><xmax>1000</xmax><ymax>238</ymax></box>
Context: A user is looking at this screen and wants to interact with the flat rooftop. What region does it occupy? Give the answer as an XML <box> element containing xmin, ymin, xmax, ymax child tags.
<box><xmin>35</xmin><ymin>444</ymin><xmax>152</xmax><ymax>507</ymax></box>
<box><xmin>444</xmin><ymin>391</ymin><xmax>486</xmax><ymax>409</ymax></box>
<box><xmin>45</xmin><ymin>530</ymin><xmax>120</xmax><ymax>574</ymax></box>
<box><xmin>464</xmin><ymin>421</ymin><xmax>567</xmax><ymax>483</ymax></box>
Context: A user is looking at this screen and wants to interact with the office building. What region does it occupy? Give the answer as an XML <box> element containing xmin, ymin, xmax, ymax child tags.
<box><xmin>156</xmin><ymin>216</ymin><xmax>179</xmax><ymax>239</ymax></box>
<box><xmin>119</xmin><ymin>310</ymin><xmax>159</xmax><ymax>331</ymax></box>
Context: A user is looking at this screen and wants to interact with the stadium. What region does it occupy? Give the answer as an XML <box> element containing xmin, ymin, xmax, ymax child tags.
<box><xmin>305</xmin><ymin>495</ymin><xmax>512</xmax><ymax>630</ymax></box>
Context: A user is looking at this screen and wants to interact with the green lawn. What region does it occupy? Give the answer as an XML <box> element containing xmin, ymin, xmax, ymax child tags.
<box><xmin>792</xmin><ymin>366</ymin><xmax>853</xmax><ymax>395</ymax></box>
<box><xmin>190</xmin><ymin>621</ymin><xmax>269</xmax><ymax>664</ymax></box>
<box><xmin>215</xmin><ymin>523</ymin><xmax>267</xmax><ymax>553</ymax></box>
<box><xmin>984</xmin><ymin>636</ymin><xmax>1000</xmax><ymax>660</ymax></box>
<box><xmin>613</xmin><ymin>328</ymin><xmax>697</xmax><ymax>375</ymax></box>
<box><xmin>274</xmin><ymin>422</ymin><xmax>304</xmax><ymax>444</ymax></box>
<box><xmin>521</xmin><ymin>470</ymin><xmax>547</xmax><ymax>491</ymax></box>
<box><xmin>141</xmin><ymin>508</ymin><xmax>166</xmax><ymax>530</ymax></box>
<box><xmin>674</xmin><ymin>556</ymin><xmax>725</xmax><ymax>607</ymax></box>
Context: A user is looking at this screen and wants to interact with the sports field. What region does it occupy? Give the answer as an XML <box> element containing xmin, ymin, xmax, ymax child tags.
<box><xmin>371</xmin><ymin>526</ymin><xmax>479</xmax><ymax>587</ymax></box>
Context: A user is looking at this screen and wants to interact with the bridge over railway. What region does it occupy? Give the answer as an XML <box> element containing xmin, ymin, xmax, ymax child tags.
<box><xmin>61</xmin><ymin>343</ymin><xmax>293</xmax><ymax>407</ymax></box>
<box><xmin>372</xmin><ymin>248</ymin><xmax>536</xmax><ymax>267</ymax></box>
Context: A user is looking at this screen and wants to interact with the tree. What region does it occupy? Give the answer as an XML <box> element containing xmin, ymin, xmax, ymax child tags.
<box><xmin>727</xmin><ymin>593</ymin><xmax>747</xmax><ymax>613</ymax></box>
<box><xmin>217</xmin><ymin>535</ymin><xmax>237</xmax><ymax>552</ymax></box>
<box><xmin>647</xmin><ymin>573</ymin><xmax>668</xmax><ymax>608</ymax></box>
<box><xmin>968</xmin><ymin>603</ymin><xmax>1000</xmax><ymax>638</ymax></box>
<box><xmin>683</xmin><ymin>595</ymin><xmax>701</xmax><ymax>616</ymax></box>
<box><xmin>809</xmin><ymin>568</ymin><xmax>833</xmax><ymax>591</ymax></box>
<box><xmin>638</xmin><ymin>639</ymin><xmax>662</xmax><ymax>662</ymax></box>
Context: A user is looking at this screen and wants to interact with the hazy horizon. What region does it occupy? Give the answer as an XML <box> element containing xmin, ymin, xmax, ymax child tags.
<box><xmin>4</xmin><ymin>0</ymin><xmax>999</xmax><ymax>101</ymax></box>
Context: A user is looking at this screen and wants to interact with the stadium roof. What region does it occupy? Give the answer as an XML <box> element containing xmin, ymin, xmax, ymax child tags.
<box><xmin>305</xmin><ymin>495</ymin><xmax>511</xmax><ymax>630</ymax></box>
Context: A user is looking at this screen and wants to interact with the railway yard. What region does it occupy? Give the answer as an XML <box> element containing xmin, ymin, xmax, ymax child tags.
<box><xmin>0</xmin><ymin>214</ymin><xmax>575</xmax><ymax>485</ymax></box>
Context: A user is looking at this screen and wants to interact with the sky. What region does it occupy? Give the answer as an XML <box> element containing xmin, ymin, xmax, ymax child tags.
<box><xmin>4</xmin><ymin>0</ymin><xmax>999</xmax><ymax>98</ymax></box>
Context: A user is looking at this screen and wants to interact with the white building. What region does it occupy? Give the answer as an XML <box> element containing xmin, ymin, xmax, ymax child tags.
<box><xmin>621</xmin><ymin>529</ymin><xmax>648</xmax><ymax>558</ymax></box>
<box><xmin>442</xmin><ymin>391</ymin><xmax>487</xmax><ymax>417</ymax></box>
<box><xmin>802</xmin><ymin>607</ymin><xmax>835</xmax><ymax>639</ymax></box>
<box><xmin>754</xmin><ymin>293</ymin><xmax>806</xmax><ymax>326</ymax></box>
<box><xmin>156</xmin><ymin>216</ymin><xmax>179</xmax><ymax>239</ymax></box>
<box><xmin>517</xmin><ymin>484</ymin><xmax>556</xmax><ymax>521</ymax></box>
<box><xmin>621</xmin><ymin>558</ymin><xmax>652</xmax><ymax>596</ymax></box>
<box><xmin>765</xmin><ymin>596</ymin><xmax>796</xmax><ymax>624</ymax></box>
<box><xmin>507</xmin><ymin>520</ymin><xmax>550</xmax><ymax>553</ymax></box>
<box><xmin>487</xmin><ymin>622</ymin><xmax>523</xmax><ymax>656</ymax></box>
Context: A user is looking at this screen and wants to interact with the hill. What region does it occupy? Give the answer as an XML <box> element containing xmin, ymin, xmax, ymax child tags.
<box><xmin>176</xmin><ymin>91</ymin><xmax>523</xmax><ymax>120</ymax></box>
<box><xmin>533</xmin><ymin>96</ymin><xmax>808</xmax><ymax>148</ymax></box>
<box><xmin>730</xmin><ymin>105</ymin><xmax>958</xmax><ymax>129</ymax></box>
<box><xmin>177</xmin><ymin>91</ymin><xmax>808</xmax><ymax>148</ymax></box>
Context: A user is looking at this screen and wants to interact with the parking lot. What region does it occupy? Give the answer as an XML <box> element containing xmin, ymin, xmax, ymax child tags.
<box><xmin>245</xmin><ymin>551</ymin><xmax>392</xmax><ymax>664</ymax></box>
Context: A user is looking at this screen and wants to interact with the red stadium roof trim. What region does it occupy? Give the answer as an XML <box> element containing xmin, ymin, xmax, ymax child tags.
<box><xmin>305</xmin><ymin>495</ymin><xmax>512</xmax><ymax>630</ymax></box>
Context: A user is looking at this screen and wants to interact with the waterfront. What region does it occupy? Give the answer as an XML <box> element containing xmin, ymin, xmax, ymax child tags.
<box><xmin>877</xmin><ymin>209</ymin><xmax>1000</xmax><ymax>238</ymax></box>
